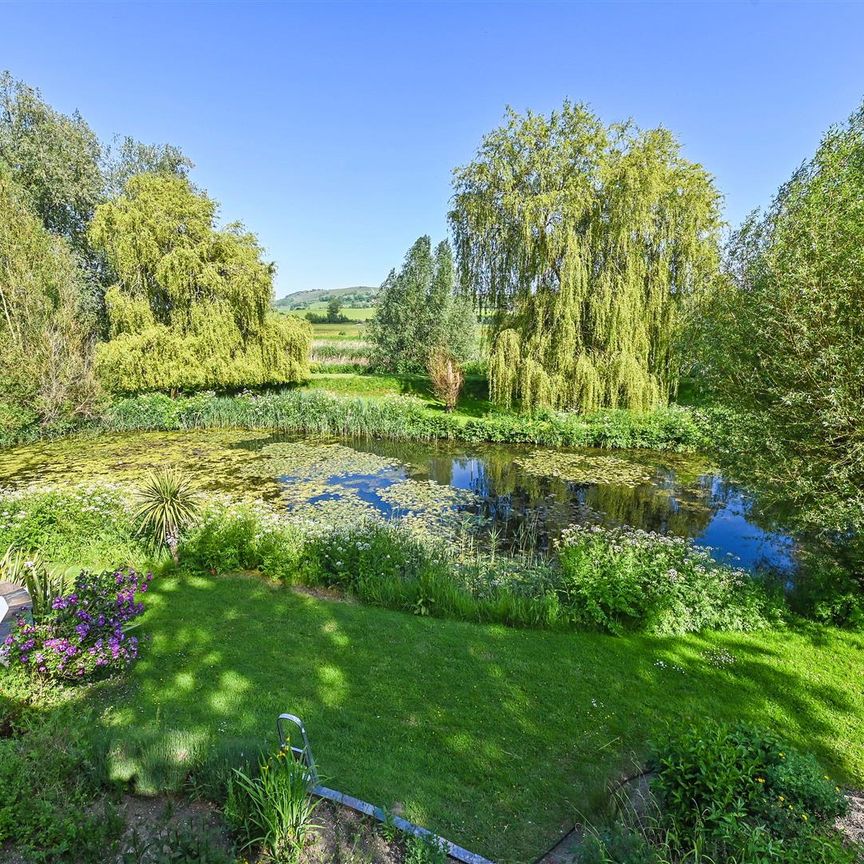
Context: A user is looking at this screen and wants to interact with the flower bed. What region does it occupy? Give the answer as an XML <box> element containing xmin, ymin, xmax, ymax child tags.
<box><xmin>1</xmin><ymin>568</ymin><xmax>152</xmax><ymax>680</ymax></box>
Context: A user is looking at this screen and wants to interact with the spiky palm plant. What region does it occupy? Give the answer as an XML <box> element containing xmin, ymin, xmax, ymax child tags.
<box><xmin>134</xmin><ymin>470</ymin><xmax>199</xmax><ymax>563</ymax></box>
<box><xmin>0</xmin><ymin>546</ymin><xmax>65</xmax><ymax>618</ymax></box>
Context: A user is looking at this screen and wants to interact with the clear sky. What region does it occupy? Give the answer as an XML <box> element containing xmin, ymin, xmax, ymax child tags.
<box><xmin>2</xmin><ymin>1</ymin><xmax>862</xmax><ymax>296</ymax></box>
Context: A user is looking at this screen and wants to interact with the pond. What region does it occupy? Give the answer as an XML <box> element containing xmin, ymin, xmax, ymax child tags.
<box><xmin>0</xmin><ymin>430</ymin><xmax>795</xmax><ymax>571</ymax></box>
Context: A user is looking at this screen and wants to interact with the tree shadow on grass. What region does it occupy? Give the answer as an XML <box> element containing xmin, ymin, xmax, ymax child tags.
<box><xmin>86</xmin><ymin>574</ymin><xmax>864</xmax><ymax>864</ymax></box>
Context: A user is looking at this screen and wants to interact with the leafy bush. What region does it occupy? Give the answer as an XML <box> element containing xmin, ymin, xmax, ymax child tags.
<box><xmin>180</xmin><ymin>503</ymin><xmax>304</xmax><ymax>582</ymax></box>
<box><xmin>1</xmin><ymin>568</ymin><xmax>152</xmax><ymax>680</ymax></box>
<box><xmin>647</xmin><ymin>722</ymin><xmax>852</xmax><ymax>863</ymax></box>
<box><xmin>556</xmin><ymin>524</ymin><xmax>782</xmax><ymax>635</ymax></box>
<box><xmin>0</xmin><ymin>485</ymin><xmax>140</xmax><ymax>568</ymax></box>
<box><xmin>225</xmin><ymin>749</ymin><xmax>319</xmax><ymax>864</ymax></box>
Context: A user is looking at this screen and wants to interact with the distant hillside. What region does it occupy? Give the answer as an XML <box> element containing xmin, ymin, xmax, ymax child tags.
<box><xmin>275</xmin><ymin>286</ymin><xmax>379</xmax><ymax>309</ymax></box>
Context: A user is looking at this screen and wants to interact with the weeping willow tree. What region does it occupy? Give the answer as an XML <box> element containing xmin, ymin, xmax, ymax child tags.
<box><xmin>89</xmin><ymin>174</ymin><xmax>310</xmax><ymax>393</ymax></box>
<box><xmin>450</xmin><ymin>102</ymin><xmax>721</xmax><ymax>412</ymax></box>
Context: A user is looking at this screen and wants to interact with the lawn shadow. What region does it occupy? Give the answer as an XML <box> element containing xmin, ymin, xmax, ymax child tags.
<box><xmin>88</xmin><ymin>574</ymin><xmax>864</xmax><ymax>864</ymax></box>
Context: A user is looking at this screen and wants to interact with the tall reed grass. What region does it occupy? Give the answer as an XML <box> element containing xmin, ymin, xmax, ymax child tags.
<box><xmin>96</xmin><ymin>389</ymin><xmax>706</xmax><ymax>451</ymax></box>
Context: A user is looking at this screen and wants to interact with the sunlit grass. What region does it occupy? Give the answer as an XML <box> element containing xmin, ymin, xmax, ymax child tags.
<box><xmin>91</xmin><ymin>572</ymin><xmax>864</xmax><ymax>863</ymax></box>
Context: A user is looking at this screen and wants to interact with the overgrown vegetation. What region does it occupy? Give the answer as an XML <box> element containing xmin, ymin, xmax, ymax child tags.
<box><xmin>693</xmin><ymin>98</ymin><xmax>864</xmax><ymax>604</ymax></box>
<box><xmin>581</xmin><ymin>722</ymin><xmax>855</xmax><ymax>863</ymax></box>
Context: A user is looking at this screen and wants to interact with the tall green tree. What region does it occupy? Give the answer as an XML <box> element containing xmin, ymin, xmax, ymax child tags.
<box><xmin>695</xmin><ymin>100</ymin><xmax>864</xmax><ymax>562</ymax></box>
<box><xmin>102</xmin><ymin>135</ymin><xmax>193</xmax><ymax>199</ymax></box>
<box><xmin>89</xmin><ymin>174</ymin><xmax>310</xmax><ymax>392</ymax></box>
<box><xmin>0</xmin><ymin>72</ymin><xmax>103</xmax><ymax>257</ymax></box>
<box><xmin>0</xmin><ymin>167</ymin><xmax>97</xmax><ymax>434</ymax></box>
<box><xmin>450</xmin><ymin>101</ymin><xmax>721</xmax><ymax>412</ymax></box>
<box><xmin>369</xmin><ymin>236</ymin><xmax>477</xmax><ymax>373</ymax></box>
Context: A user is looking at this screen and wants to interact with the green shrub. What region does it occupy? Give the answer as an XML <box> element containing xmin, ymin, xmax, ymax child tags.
<box><xmin>651</xmin><ymin>722</ymin><xmax>849</xmax><ymax>860</ymax></box>
<box><xmin>0</xmin><ymin>485</ymin><xmax>141</xmax><ymax>568</ymax></box>
<box><xmin>225</xmin><ymin>749</ymin><xmax>319</xmax><ymax>864</ymax></box>
<box><xmin>405</xmin><ymin>833</ymin><xmax>448</xmax><ymax>864</ymax></box>
<box><xmin>134</xmin><ymin>469</ymin><xmax>199</xmax><ymax>562</ymax></box>
<box><xmin>556</xmin><ymin>524</ymin><xmax>782</xmax><ymax>635</ymax></box>
<box><xmin>180</xmin><ymin>503</ymin><xmax>304</xmax><ymax>582</ymax></box>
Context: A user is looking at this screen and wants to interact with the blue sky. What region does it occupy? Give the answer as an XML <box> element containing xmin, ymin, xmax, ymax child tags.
<box><xmin>2</xmin><ymin>1</ymin><xmax>862</xmax><ymax>296</ymax></box>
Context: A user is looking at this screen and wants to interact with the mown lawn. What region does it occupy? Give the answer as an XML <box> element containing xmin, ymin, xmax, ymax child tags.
<box><xmin>305</xmin><ymin>371</ymin><xmax>493</xmax><ymax>417</ymax></box>
<box><xmin>92</xmin><ymin>572</ymin><xmax>864</xmax><ymax>864</ymax></box>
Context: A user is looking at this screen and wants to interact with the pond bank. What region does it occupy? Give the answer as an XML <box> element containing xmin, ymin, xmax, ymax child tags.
<box><xmin>2</xmin><ymin>387</ymin><xmax>709</xmax><ymax>452</ymax></box>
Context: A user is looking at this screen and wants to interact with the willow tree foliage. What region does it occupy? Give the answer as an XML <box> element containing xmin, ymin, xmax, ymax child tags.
<box><xmin>0</xmin><ymin>167</ymin><xmax>97</xmax><ymax>433</ymax></box>
<box><xmin>450</xmin><ymin>102</ymin><xmax>721</xmax><ymax>412</ymax></box>
<box><xmin>695</xmin><ymin>101</ymin><xmax>864</xmax><ymax>566</ymax></box>
<box><xmin>89</xmin><ymin>174</ymin><xmax>310</xmax><ymax>393</ymax></box>
<box><xmin>369</xmin><ymin>236</ymin><xmax>477</xmax><ymax>373</ymax></box>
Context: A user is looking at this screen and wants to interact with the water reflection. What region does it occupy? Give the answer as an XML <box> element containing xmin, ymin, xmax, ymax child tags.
<box><xmin>349</xmin><ymin>439</ymin><xmax>794</xmax><ymax>572</ymax></box>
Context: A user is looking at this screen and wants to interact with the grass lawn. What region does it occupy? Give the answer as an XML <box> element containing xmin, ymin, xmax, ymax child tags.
<box><xmin>92</xmin><ymin>572</ymin><xmax>864</xmax><ymax>864</ymax></box>
<box><xmin>304</xmin><ymin>372</ymin><xmax>493</xmax><ymax>418</ymax></box>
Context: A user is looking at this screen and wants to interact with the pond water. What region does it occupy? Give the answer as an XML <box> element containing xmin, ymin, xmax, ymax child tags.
<box><xmin>0</xmin><ymin>431</ymin><xmax>795</xmax><ymax>572</ymax></box>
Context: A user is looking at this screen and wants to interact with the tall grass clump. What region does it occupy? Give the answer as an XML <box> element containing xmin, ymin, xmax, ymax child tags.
<box><xmin>180</xmin><ymin>502</ymin><xmax>304</xmax><ymax>582</ymax></box>
<box><xmin>99</xmin><ymin>389</ymin><xmax>706</xmax><ymax>450</ymax></box>
<box><xmin>225</xmin><ymin>750</ymin><xmax>319</xmax><ymax>864</ymax></box>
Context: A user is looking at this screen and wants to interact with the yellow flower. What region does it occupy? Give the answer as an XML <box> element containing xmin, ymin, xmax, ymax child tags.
<box><xmin>802</xmin><ymin>814</ymin><xmax>809</xmax><ymax>821</ymax></box>
<box><xmin>756</xmin><ymin>777</ymin><xmax>765</xmax><ymax>783</ymax></box>
<box><xmin>778</xmin><ymin>796</ymin><xmax>785</xmax><ymax>802</ymax></box>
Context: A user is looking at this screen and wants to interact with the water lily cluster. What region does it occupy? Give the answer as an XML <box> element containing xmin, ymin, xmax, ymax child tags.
<box><xmin>2</xmin><ymin>568</ymin><xmax>152</xmax><ymax>680</ymax></box>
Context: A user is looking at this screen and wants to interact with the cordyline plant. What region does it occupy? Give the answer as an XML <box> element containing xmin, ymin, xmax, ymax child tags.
<box><xmin>134</xmin><ymin>469</ymin><xmax>199</xmax><ymax>562</ymax></box>
<box><xmin>1</xmin><ymin>568</ymin><xmax>152</xmax><ymax>681</ymax></box>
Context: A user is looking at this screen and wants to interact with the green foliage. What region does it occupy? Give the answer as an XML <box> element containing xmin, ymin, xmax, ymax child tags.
<box><xmin>0</xmin><ymin>166</ymin><xmax>99</xmax><ymax>436</ymax></box>
<box><xmin>0</xmin><ymin>547</ymin><xmax>65</xmax><ymax>618</ymax></box>
<box><xmin>95</xmin><ymin>389</ymin><xmax>706</xmax><ymax>451</ymax></box>
<box><xmin>369</xmin><ymin>236</ymin><xmax>478</xmax><ymax>372</ymax></box>
<box><xmin>646</xmin><ymin>722</ymin><xmax>852</xmax><ymax>863</ymax></box>
<box><xmin>180</xmin><ymin>503</ymin><xmax>304</xmax><ymax>582</ymax></box>
<box><xmin>693</xmin><ymin>100</ymin><xmax>864</xmax><ymax>601</ymax></box>
<box><xmin>225</xmin><ymin>749</ymin><xmax>319</xmax><ymax>864</ymax></box>
<box><xmin>556</xmin><ymin>525</ymin><xmax>782</xmax><ymax>635</ymax></box>
<box><xmin>103</xmin><ymin>134</ymin><xmax>193</xmax><ymax>199</ymax></box>
<box><xmin>120</xmin><ymin>820</ymin><xmax>234</xmax><ymax>864</ymax></box>
<box><xmin>451</xmin><ymin>101</ymin><xmax>721</xmax><ymax>412</ymax></box>
<box><xmin>0</xmin><ymin>699</ymin><xmax>123</xmax><ymax>862</ymax></box>
<box><xmin>89</xmin><ymin>173</ymin><xmax>311</xmax><ymax>393</ymax></box>
<box><xmin>0</xmin><ymin>485</ymin><xmax>140</xmax><ymax>569</ymax></box>
<box><xmin>134</xmin><ymin>470</ymin><xmax>199</xmax><ymax>561</ymax></box>
<box><xmin>405</xmin><ymin>834</ymin><xmax>448</xmax><ymax>864</ymax></box>
<box><xmin>0</xmin><ymin>71</ymin><xmax>103</xmax><ymax>257</ymax></box>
